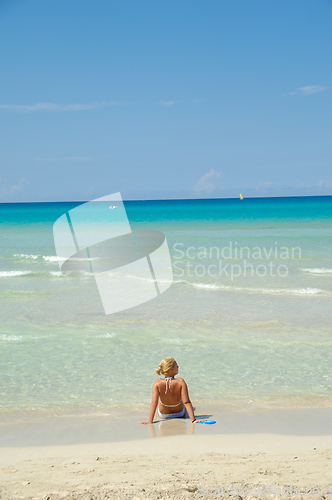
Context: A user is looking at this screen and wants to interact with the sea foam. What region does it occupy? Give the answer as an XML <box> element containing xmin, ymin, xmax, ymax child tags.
<box><xmin>13</xmin><ymin>253</ymin><xmax>98</xmax><ymax>262</ymax></box>
<box><xmin>301</xmin><ymin>268</ymin><xmax>332</xmax><ymax>274</ymax></box>
<box><xmin>190</xmin><ymin>281</ymin><xmax>330</xmax><ymax>296</ymax></box>
<box><xmin>0</xmin><ymin>270</ymin><xmax>32</xmax><ymax>277</ymax></box>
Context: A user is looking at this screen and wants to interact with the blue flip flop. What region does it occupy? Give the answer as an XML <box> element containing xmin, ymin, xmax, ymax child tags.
<box><xmin>198</xmin><ymin>420</ymin><xmax>216</xmax><ymax>424</ymax></box>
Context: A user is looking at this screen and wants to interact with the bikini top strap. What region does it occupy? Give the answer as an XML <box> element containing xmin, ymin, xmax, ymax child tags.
<box><xmin>165</xmin><ymin>377</ymin><xmax>173</xmax><ymax>394</ymax></box>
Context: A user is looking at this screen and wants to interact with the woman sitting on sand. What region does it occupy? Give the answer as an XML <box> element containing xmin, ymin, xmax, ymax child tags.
<box><xmin>139</xmin><ymin>357</ymin><xmax>205</xmax><ymax>424</ymax></box>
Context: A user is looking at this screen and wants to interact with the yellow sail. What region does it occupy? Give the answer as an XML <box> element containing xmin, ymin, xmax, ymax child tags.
<box><xmin>240</xmin><ymin>193</ymin><xmax>243</xmax><ymax>200</ymax></box>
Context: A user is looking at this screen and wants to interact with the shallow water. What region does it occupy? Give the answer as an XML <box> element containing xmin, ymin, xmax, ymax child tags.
<box><xmin>1</xmin><ymin>197</ymin><xmax>332</xmax><ymax>417</ymax></box>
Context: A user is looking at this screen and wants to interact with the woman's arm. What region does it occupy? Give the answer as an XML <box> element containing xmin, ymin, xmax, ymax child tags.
<box><xmin>181</xmin><ymin>380</ymin><xmax>206</xmax><ymax>423</ymax></box>
<box><xmin>181</xmin><ymin>380</ymin><xmax>196</xmax><ymax>421</ymax></box>
<box><xmin>139</xmin><ymin>381</ymin><xmax>159</xmax><ymax>424</ymax></box>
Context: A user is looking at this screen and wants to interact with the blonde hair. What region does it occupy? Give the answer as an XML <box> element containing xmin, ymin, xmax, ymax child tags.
<box><xmin>156</xmin><ymin>357</ymin><xmax>175</xmax><ymax>376</ymax></box>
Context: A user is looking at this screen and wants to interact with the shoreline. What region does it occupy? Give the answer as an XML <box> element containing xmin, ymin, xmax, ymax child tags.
<box><xmin>2</xmin><ymin>393</ymin><xmax>332</xmax><ymax>423</ymax></box>
<box><xmin>1</xmin><ymin>407</ymin><xmax>331</xmax><ymax>448</ymax></box>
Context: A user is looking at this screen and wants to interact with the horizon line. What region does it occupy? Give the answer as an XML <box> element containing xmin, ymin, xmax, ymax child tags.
<box><xmin>0</xmin><ymin>193</ymin><xmax>331</xmax><ymax>204</ymax></box>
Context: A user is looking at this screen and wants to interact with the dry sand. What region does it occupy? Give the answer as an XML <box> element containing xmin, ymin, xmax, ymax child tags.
<box><xmin>1</xmin><ymin>408</ymin><xmax>332</xmax><ymax>500</ymax></box>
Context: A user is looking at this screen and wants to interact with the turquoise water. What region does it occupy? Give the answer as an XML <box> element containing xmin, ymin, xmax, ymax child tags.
<box><xmin>1</xmin><ymin>196</ymin><xmax>332</xmax><ymax>417</ymax></box>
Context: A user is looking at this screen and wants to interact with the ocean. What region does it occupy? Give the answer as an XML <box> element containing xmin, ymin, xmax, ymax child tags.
<box><xmin>1</xmin><ymin>196</ymin><xmax>332</xmax><ymax>420</ymax></box>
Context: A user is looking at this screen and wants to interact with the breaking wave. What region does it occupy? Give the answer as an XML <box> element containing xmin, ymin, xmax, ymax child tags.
<box><xmin>188</xmin><ymin>281</ymin><xmax>331</xmax><ymax>296</ymax></box>
<box><xmin>300</xmin><ymin>268</ymin><xmax>332</xmax><ymax>275</ymax></box>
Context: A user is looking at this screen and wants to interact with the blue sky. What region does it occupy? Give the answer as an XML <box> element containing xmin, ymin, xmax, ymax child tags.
<box><xmin>0</xmin><ymin>0</ymin><xmax>331</xmax><ymax>201</ymax></box>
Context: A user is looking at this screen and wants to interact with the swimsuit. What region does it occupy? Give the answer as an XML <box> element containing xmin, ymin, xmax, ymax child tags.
<box><xmin>158</xmin><ymin>377</ymin><xmax>186</xmax><ymax>419</ymax></box>
<box><xmin>157</xmin><ymin>407</ymin><xmax>186</xmax><ymax>419</ymax></box>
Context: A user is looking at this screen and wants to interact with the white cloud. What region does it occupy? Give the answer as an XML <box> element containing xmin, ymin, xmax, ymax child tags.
<box><xmin>1</xmin><ymin>178</ymin><xmax>29</xmax><ymax>200</ymax></box>
<box><xmin>0</xmin><ymin>101</ymin><xmax>119</xmax><ymax>112</ymax></box>
<box><xmin>316</xmin><ymin>180</ymin><xmax>332</xmax><ymax>189</ymax></box>
<box><xmin>158</xmin><ymin>101</ymin><xmax>182</xmax><ymax>107</ymax></box>
<box><xmin>285</xmin><ymin>85</ymin><xmax>329</xmax><ymax>97</ymax></box>
<box><xmin>9</xmin><ymin>178</ymin><xmax>29</xmax><ymax>194</ymax></box>
<box><xmin>299</xmin><ymin>85</ymin><xmax>329</xmax><ymax>96</ymax></box>
<box><xmin>193</xmin><ymin>169</ymin><xmax>222</xmax><ymax>194</ymax></box>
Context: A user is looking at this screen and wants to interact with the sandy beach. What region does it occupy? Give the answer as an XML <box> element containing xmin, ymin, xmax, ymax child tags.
<box><xmin>1</xmin><ymin>408</ymin><xmax>332</xmax><ymax>500</ymax></box>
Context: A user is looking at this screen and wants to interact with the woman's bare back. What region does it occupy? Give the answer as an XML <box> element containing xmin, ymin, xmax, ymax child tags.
<box><xmin>156</xmin><ymin>377</ymin><xmax>184</xmax><ymax>413</ymax></box>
